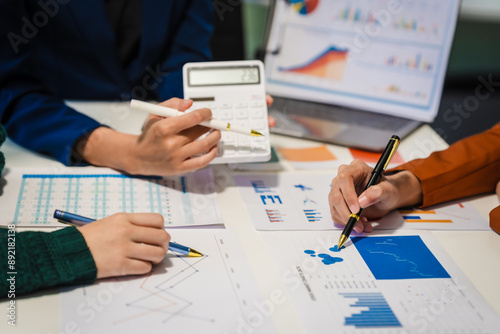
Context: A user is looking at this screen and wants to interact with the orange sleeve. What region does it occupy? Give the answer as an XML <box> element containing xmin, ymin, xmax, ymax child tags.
<box><xmin>390</xmin><ymin>123</ymin><xmax>500</xmax><ymax>207</ymax></box>
<box><xmin>490</xmin><ymin>206</ymin><xmax>500</xmax><ymax>234</ymax></box>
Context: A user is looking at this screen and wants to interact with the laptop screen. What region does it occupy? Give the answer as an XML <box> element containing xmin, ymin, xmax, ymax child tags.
<box><xmin>264</xmin><ymin>0</ymin><xmax>460</xmax><ymax>122</ymax></box>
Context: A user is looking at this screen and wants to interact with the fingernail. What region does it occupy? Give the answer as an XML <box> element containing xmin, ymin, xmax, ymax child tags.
<box><xmin>349</xmin><ymin>204</ymin><xmax>359</xmax><ymax>214</ymax></box>
<box><xmin>358</xmin><ymin>195</ymin><xmax>369</xmax><ymax>208</ymax></box>
<box><xmin>354</xmin><ymin>223</ymin><xmax>363</xmax><ymax>233</ymax></box>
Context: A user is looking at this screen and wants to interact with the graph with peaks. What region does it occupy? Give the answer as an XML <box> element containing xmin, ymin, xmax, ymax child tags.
<box><xmin>61</xmin><ymin>230</ymin><xmax>274</xmax><ymax>333</ymax></box>
<box><xmin>262</xmin><ymin>230</ymin><xmax>500</xmax><ymax>333</ymax></box>
<box><xmin>2</xmin><ymin>168</ymin><xmax>223</xmax><ymax>227</ymax></box>
<box><xmin>266</xmin><ymin>0</ymin><xmax>458</xmax><ymax>112</ymax></box>
<box><xmin>278</xmin><ymin>46</ymin><xmax>348</xmax><ymax>81</ymax></box>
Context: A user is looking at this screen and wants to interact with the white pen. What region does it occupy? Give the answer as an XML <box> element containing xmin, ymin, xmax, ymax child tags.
<box><xmin>130</xmin><ymin>99</ymin><xmax>263</xmax><ymax>137</ymax></box>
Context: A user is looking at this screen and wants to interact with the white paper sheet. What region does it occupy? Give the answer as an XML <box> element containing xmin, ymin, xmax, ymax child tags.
<box><xmin>0</xmin><ymin>167</ymin><xmax>223</xmax><ymax>227</ymax></box>
<box><xmin>261</xmin><ymin>230</ymin><xmax>500</xmax><ymax>333</ymax></box>
<box><xmin>234</xmin><ymin>173</ymin><xmax>490</xmax><ymax>231</ymax></box>
<box><xmin>60</xmin><ymin>229</ymin><xmax>274</xmax><ymax>333</ymax></box>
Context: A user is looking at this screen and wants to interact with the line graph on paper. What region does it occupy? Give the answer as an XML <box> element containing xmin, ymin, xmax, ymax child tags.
<box><xmin>114</xmin><ymin>255</ymin><xmax>215</xmax><ymax>325</ymax></box>
<box><xmin>60</xmin><ymin>230</ymin><xmax>274</xmax><ymax>333</ymax></box>
<box><xmin>5</xmin><ymin>168</ymin><xmax>222</xmax><ymax>227</ymax></box>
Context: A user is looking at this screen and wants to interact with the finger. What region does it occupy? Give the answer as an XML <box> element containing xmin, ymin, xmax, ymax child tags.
<box><xmin>358</xmin><ymin>185</ymin><xmax>384</xmax><ymax>209</ymax></box>
<box><xmin>156</xmin><ymin>108</ymin><xmax>213</xmax><ymax>135</ymax></box>
<box><xmin>175</xmin><ymin>124</ymin><xmax>212</xmax><ymax>146</ymax></box>
<box><xmin>179</xmin><ymin>145</ymin><xmax>218</xmax><ymax>172</ymax></box>
<box><xmin>266</xmin><ymin>94</ymin><xmax>274</xmax><ymax>106</ymax></box>
<box><xmin>158</xmin><ymin>98</ymin><xmax>193</xmax><ymax>111</ymax></box>
<box><xmin>177</xmin><ymin>130</ymin><xmax>221</xmax><ymax>158</ymax></box>
<box><xmin>361</xmin><ymin>217</ymin><xmax>373</xmax><ymax>233</ymax></box>
<box><xmin>130</xmin><ymin>226</ymin><xmax>170</xmax><ymax>249</ymax></box>
<box><xmin>122</xmin><ymin>258</ymin><xmax>153</xmax><ymax>276</ymax></box>
<box><xmin>268</xmin><ymin>115</ymin><xmax>276</xmax><ymax>128</ymax></box>
<box><xmin>353</xmin><ymin>218</ymin><xmax>364</xmax><ymax>233</ymax></box>
<box><xmin>129</xmin><ymin>243</ymin><xmax>167</xmax><ymax>264</ymax></box>
<box><xmin>328</xmin><ymin>185</ymin><xmax>351</xmax><ymax>225</ymax></box>
<box><xmin>127</xmin><ymin>213</ymin><xmax>165</xmax><ymax>229</ymax></box>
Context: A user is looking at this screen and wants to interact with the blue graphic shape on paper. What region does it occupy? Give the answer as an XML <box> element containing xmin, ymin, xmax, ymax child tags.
<box><xmin>352</xmin><ymin>236</ymin><xmax>450</xmax><ymax>280</ymax></box>
<box><xmin>340</xmin><ymin>292</ymin><xmax>401</xmax><ymax>328</ymax></box>
<box><xmin>304</xmin><ymin>250</ymin><xmax>343</xmax><ymax>265</ymax></box>
<box><xmin>294</xmin><ymin>184</ymin><xmax>313</xmax><ymax>191</ymax></box>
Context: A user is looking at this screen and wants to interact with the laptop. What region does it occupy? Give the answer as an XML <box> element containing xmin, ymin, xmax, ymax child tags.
<box><xmin>263</xmin><ymin>0</ymin><xmax>461</xmax><ymax>151</ymax></box>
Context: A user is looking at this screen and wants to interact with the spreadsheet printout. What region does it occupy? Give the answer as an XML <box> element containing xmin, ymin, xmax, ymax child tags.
<box><xmin>1</xmin><ymin>167</ymin><xmax>223</xmax><ymax>227</ymax></box>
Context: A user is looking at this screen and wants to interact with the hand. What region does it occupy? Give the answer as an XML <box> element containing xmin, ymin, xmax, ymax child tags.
<box><xmin>79</xmin><ymin>98</ymin><xmax>221</xmax><ymax>176</ymax></box>
<box><xmin>328</xmin><ymin>159</ymin><xmax>422</xmax><ymax>233</ymax></box>
<box><xmin>79</xmin><ymin>213</ymin><xmax>171</xmax><ymax>279</ymax></box>
<box><xmin>132</xmin><ymin>98</ymin><xmax>221</xmax><ymax>175</ymax></box>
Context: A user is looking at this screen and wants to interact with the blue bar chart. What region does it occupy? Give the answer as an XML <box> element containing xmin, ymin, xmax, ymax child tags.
<box><xmin>340</xmin><ymin>292</ymin><xmax>401</xmax><ymax>328</ymax></box>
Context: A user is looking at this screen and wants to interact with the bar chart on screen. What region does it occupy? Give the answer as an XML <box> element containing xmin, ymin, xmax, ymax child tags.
<box><xmin>262</xmin><ymin>230</ymin><xmax>500</xmax><ymax>333</ymax></box>
<box><xmin>1</xmin><ymin>168</ymin><xmax>223</xmax><ymax>227</ymax></box>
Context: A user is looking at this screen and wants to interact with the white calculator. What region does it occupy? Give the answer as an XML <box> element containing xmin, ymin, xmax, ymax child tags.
<box><xmin>183</xmin><ymin>60</ymin><xmax>271</xmax><ymax>164</ymax></box>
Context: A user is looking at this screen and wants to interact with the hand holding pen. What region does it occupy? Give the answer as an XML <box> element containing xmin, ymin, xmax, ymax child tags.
<box><xmin>331</xmin><ymin>136</ymin><xmax>401</xmax><ymax>249</ymax></box>
<box><xmin>54</xmin><ymin>211</ymin><xmax>202</xmax><ymax>279</ymax></box>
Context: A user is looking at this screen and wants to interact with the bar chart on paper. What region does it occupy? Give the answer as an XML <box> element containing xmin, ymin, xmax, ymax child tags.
<box><xmin>262</xmin><ymin>230</ymin><xmax>500</xmax><ymax>333</ymax></box>
<box><xmin>376</xmin><ymin>200</ymin><xmax>490</xmax><ymax>230</ymax></box>
<box><xmin>233</xmin><ymin>173</ymin><xmax>335</xmax><ymax>230</ymax></box>
<box><xmin>2</xmin><ymin>168</ymin><xmax>222</xmax><ymax>227</ymax></box>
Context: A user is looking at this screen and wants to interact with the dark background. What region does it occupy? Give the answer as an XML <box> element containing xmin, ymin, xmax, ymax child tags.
<box><xmin>210</xmin><ymin>3</ymin><xmax>500</xmax><ymax>145</ymax></box>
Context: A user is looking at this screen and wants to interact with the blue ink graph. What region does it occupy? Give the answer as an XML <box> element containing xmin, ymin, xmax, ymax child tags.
<box><xmin>304</xmin><ymin>249</ymin><xmax>343</xmax><ymax>265</ymax></box>
<box><xmin>340</xmin><ymin>292</ymin><xmax>401</xmax><ymax>328</ymax></box>
<box><xmin>352</xmin><ymin>236</ymin><xmax>450</xmax><ymax>280</ymax></box>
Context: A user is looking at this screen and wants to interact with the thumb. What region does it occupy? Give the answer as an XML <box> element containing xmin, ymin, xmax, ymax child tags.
<box><xmin>159</xmin><ymin>98</ymin><xmax>193</xmax><ymax>111</ymax></box>
<box><xmin>358</xmin><ymin>185</ymin><xmax>384</xmax><ymax>209</ymax></box>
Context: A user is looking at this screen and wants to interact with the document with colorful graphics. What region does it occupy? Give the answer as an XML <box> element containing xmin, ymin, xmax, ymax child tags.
<box><xmin>261</xmin><ymin>230</ymin><xmax>500</xmax><ymax>333</ymax></box>
<box><xmin>234</xmin><ymin>173</ymin><xmax>335</xmax><ymax>230</ymax></box>
<box><xmin>234</xmin><ymin>173</ymin><xmax>489</xmax><ymax>231</ymax></box>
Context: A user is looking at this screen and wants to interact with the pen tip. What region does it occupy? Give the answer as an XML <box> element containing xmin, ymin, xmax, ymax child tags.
<box><xmin>337</xmin><ymin>235</ymin><xmax>348</xmax><ymax>250</ymax></box>
<box><xmin>189</xmin><ymin>249</ymin><xmax>203</xmax><ymax>257</ymax></box>
<box><xmin>251</xmin><ymin>130</ymin><xmax>263</xmax><ymax>137</ymax></box>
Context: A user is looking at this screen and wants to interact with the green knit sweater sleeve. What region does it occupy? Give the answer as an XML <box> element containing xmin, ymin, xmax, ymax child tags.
<box><xmin>1</xmin><ymin>226</ymin><xmax>97</xmax><ymax>297</ymax></box>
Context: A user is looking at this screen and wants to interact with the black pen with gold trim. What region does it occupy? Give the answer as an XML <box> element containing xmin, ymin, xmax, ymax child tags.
<box><xmin>337</xmin><ymin>135</ymin><xmax>401</xmax><ymax>250</ymax></box>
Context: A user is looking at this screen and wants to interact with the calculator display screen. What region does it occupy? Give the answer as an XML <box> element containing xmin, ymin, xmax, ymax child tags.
<box><xmin>188</xmin><ymin>66</ymin><xmax>260</xmax><ymax>87</ymax></box>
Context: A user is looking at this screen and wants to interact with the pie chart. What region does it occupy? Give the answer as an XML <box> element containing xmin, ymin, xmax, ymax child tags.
<box><xmin>291</xmin><ymin>0</ymin><xmax>320</xmax><ymax>15</ymax></box>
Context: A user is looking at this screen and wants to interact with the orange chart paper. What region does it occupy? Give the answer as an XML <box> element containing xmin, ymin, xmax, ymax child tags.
<box><xmin>349</xmin><ymin>148</ymin><xmax>404</xmax><ymax>164</ymax></box>
<box><xmin>278</xmin><ymin>146</ymin><xmax>337</xmax><ymax>162</ymax></box>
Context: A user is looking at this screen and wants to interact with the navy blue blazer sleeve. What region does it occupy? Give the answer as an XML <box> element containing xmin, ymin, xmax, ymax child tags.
<box><xmin>0</xmin><ymin>1</ymin><xmax>102</xmax><ymax>166</ymax></box>
<box><xmin>155</xmin><ymin>0</ymin><xmax>214</xmax><ymax>100</ymax></box>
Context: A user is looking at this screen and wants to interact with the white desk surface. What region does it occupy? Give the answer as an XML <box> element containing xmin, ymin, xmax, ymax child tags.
<box><xmin>1</xmin><ymin>102</ymin><xmax>499</xmax><ymax>334</ymax></box>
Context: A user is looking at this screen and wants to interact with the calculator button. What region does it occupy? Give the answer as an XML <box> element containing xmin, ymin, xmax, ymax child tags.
<box><xmin>250</xmin><ymin>102</ymin><xmax>264</xmax><ymax>109</ymax></box>
<box><xmin>253</xmin><ymin>143</ymin><xmax>268</xmax><ymax>153</ymax></box>
<box><xmin>250</xmin><ymin>94</ymin><xmax>263</xmax><ymax>100</ymax></box>
<box><xmin>252</xmin><ymin>121</ymin><xmax>266</xmax><ymax>130</ymax></box>
<box><xmin>219</xmin><ymin>103</ymin><xmax>232</xmax><ymax>109</ymax></box>
<box><xmin>235</xmin><ymin>102</ymin><xmax>248</xmax><ymax>109</ymax></box>
<box><xmin>221</xmin><ymin>132</ymin><xmax>234</xmax><ymax>143</ymax></box>
<box><xmin>237</xmin><ymin>145</ymin><xmax>252</xmax><ymax>154</ymax></box>
<box><xmin>238</xmin><ymin>136</ymin><xmax>251</xmax><ymax>146</ymax></box>
<box><xmin>235</xmin><ymin>109</ymin><xmax>249</xmax><ymax>120</ymax></box>
<box><xmin>251</xmin><ymin>109</ymin><xmax>264</xmax><ymax>118</ymax></box>
<box><xmin>223</xmin><ymin>145</ymin><xmax>236</xmax><ymax>155</ymax></box>
<box><xmin>219</xmin><ymin>109</ymin><xmax>233</xmax><ymax>120</ymax></box>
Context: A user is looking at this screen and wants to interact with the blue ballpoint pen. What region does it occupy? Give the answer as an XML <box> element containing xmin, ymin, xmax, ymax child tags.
<box><xmin>54</xmin><ymin>209</ymin><xmax>203</xmax><ymax>257</ymax></box>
